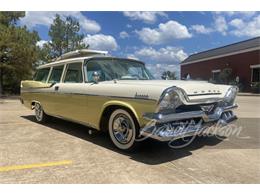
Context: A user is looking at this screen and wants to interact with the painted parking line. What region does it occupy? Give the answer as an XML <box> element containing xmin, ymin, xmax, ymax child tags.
<box><xmin>0</xmin><ymin>160</ymin><xmax>72</xmax><ymax>172</ymax></box>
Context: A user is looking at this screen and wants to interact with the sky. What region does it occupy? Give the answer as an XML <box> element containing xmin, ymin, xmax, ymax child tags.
<box><xmin>19</xmin><ymin>11</ymin><xmax>260</xmax><ymax>78</ymax></box>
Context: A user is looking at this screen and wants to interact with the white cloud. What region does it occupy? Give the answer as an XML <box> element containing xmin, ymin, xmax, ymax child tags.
<box><xmin>83</xmin><ymin>34</ymin><xmax>118</xmax><ymax>51</ymax></box>
<box><xmin>71</xmin><ymin>12</ymin><xmax>101</xmax><ymax>33</ymax></box>
<box><xmin>229</xmin><ymin>15</ymin><xmax>260</xmax><ymax>37</ymax></box>
<box><xmin>119</xmin><ymin>31</ymin><xmax>129</xmax><ymax>39</ymax></box>
<box><xmin>214</xmin><ymin>16</ymin><xmax>228</xmax><ymax>35</ymax></box>
<box><xmin>126</xmin><ymin>46</ymin><xmax>187</xmax><ymax>79</ymax></box>
<box><xmin>36</xmin><ymin>40</ymin><xmax>48</xmax><ymax>48</ymax></box>
<box><xmin>215</xmin><ymin>11</ymin><xmax>256</xmax><ymax>18</ymax></box>
<box><xmin>126</xmin><ymin>54</ymin><xmax>139</xmax><ymax>60</ymax></box>
<box><xmin>191</xmin><ymin>12</ymin><xmax>259</xmax><ymax>36</ymax></box>
<box><xmin>190</xmin><ymin>24</ymin><xmax>213</xmax><ymax>34</ymax></box>
<box><xmin>134</xmin><ymin>46</ymin><xmax>188</xmax><ymax>64</ymax></box>
<box><xmin>229</xmin><ymin>18</ymin><xmax>245</xmax><ymax>28</ymax></box>
<box><xmin>123</xmin><ymin>11</ymin><xmax>167</xmax><ymax>24</ymax></box>
<box><xmin>126</xmin><ymin>24</ymin><xmax>132</xmax><ymax>28</ymax></box>
<box><xmin>20</xmin><ymin>11</ymin><xmax>101</xmax><ymax>33</ymax></box>
<box><xmin>136</xmin><ymin>20</ymin><xmax>192</xmax><ymax>45</ymax></box>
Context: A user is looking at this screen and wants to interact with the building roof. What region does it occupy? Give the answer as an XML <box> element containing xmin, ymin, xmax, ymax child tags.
<box><xmin>181</xmin><ymin>37</ymin><xmax>260</xmax><ymax>65</ymax></box>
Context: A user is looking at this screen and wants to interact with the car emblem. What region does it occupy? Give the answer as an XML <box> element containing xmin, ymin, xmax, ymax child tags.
<box><xmin>200</xmin><ymin>105</ymin><xmax>214</xmax><ymax>113</ymax></box>
<box><xmin>135</xmin><ymin>92</ymin><xmax>149</xmax><ymax>99</ymax></box>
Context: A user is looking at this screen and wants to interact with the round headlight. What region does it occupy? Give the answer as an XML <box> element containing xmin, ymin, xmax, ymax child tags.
<box><xmin>224</xmin><ymin>86</ymin><xmax>238</xmax><ymax>105</ymax></box>
<box><xmin>158</xmin><ymin>88</ymin><xmax>183</xmax><ymax>112</ymax></box>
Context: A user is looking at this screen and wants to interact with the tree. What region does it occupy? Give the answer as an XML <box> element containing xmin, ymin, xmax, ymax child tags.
<box><xmin>48</xmin><ymin>14</ymin><xmax>66</xmax><ymax>57</ymax></box>
<box><xmin>64</xmin><ymin>16</ymin><xmax>85</xmax><ymax>52</ymax></box>
<box><xmin>0</xmin><ymin>11</ymin><xmax>25</xmax><ymax>26</ymax></box>
<box><xmin>36</xmin><ymin>42</ymin><xmax>52</xmax><ymax>65</ymax></box>
<box><xmin>45</xmin><ymin>14</ymin><xmax>86</xmax><ymax>60</ymax></box>
<box><xmin>161</xmin><ymin>71</ymin><xmax>177</xmax><ymax>80</ymax></box>
<box><xmin>219</xmin><ymin>68</ymin><xmax>233</xmax><ymax>84</ymax></box>
<box><xmin>0</xmin><ymin>12</ymin><xmax>39</xmax><ymax>95</ymax></box>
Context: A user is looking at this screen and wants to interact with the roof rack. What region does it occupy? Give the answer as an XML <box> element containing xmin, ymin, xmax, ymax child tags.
<box><xmin>55</xmin><ymin>49</ymin><xmax>108</xmax><ymax>61</ymax></box>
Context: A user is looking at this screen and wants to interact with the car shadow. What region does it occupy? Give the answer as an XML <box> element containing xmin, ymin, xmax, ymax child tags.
<box><xmin>21</xmin><ymin>115</ymin><xmax>225</xmax><ymax>165</ymax></box>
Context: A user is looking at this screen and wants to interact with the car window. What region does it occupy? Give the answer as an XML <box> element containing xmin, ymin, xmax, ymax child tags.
<box><xmin>48</xmin><ymin>65</ymin><xmax>64</xmax><ymax>83</ymax></box>
<box><xmin>86</xmin><ymin>61</ymin><xmax>105</xmax><ymax>82</ymax></box>
<box><xmin>34</xmin><ymin>68</ymin><xmax>50</xmax><ymax>82</ymax></box>
<box><xmin>85</xmin><ymin>59</ymin><xmax>154</xmax><ymax>82</ymax></box>
<box><xmin>64</xmin><ymin>62</ymin><xmax>83</xmax><ymax>83</ymax></box>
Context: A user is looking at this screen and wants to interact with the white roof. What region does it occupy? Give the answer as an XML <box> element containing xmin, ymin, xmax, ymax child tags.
<box><xmin>56</xmin><ymin>49</ymin><xmax>108</xmax><ymax>60</ymax></box>
<box><xmin>37</xmin><ymin>49</ymin><xmax>109</xmax><ymax>69</ymax></box>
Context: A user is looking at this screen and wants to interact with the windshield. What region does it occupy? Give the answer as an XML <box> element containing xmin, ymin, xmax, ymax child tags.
<box><xmin>85</xmin><ymin>58</ymin><xmax>154</xmax><ymax>82</ymax></box>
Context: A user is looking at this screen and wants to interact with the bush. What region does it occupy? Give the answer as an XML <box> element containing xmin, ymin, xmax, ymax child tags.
<box><xmin>251</xmin><ymin>82</ymin><xmax>260</xmax><ymax>93</ymax></box>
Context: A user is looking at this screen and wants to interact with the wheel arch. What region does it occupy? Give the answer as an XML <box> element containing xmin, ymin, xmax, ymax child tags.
<box><xmin>31</xmin><ymin>100</ymin><xmax>41</xmax><ymax>110</ymax></box>
<box><xmin>99</xmin><ymin>101</ymin><xmax>140</xmax><ymax>131</ymax></box>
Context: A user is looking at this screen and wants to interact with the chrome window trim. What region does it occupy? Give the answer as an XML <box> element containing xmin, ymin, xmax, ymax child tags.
<box><xmin>47</xmin><ymin>64</ymin><xmax>65</xmax><ymax>83</ymax></box>
<box><xmin>46</xmin><ymin>67</ymin><xmax>52</xmax><ymax>83</ymax></box>
<box><xmin>62</xmin><ymin>60</ymin><xmax>85</xmax><ymax>83</ymax></box>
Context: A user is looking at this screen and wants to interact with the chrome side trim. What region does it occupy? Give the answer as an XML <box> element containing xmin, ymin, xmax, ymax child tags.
<box><xmin>22</xmin><ymin>91</ymin><xmax>157</xmax><ymax>102</ymax></box>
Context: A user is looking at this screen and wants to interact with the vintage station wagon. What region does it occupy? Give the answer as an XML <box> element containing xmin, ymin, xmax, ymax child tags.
<box><xmin>20</xmin><ymin>49</ymin><xmax>238</xmax><ymax>150</ymax></box>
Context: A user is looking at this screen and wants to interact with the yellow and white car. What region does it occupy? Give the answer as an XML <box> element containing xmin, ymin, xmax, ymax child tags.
<box><xmin>20</xmin><ymin>49</ymin><xmax>238</xmax><ymax>150</ymax></box>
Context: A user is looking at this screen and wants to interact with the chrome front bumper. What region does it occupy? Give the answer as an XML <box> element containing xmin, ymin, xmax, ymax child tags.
<box><xmin>141</xmin><ymin>104</ymin><xmax>238</xmax><ymax>141</ymax></box>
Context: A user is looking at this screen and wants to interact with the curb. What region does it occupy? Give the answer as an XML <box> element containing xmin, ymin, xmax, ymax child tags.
<box><xmin>0</xmin><ymin>96</ymin><xmax>20</xmax><ymax>100</ymax></box>
<box><xmin>237</xmin><ymin>93</ymin><xmax>260</xmax><ymax>97</ymax></box>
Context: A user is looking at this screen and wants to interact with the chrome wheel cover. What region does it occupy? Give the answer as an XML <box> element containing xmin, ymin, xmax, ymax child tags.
<box><xmin>112</xmin><ymin>114</ymin><xmax>134</xmax><ymax>144</ymax></box>
<box><xmin>35</xmin><ymin>103</ymin><xmax>43</xmax><ymax>121</ymax></box>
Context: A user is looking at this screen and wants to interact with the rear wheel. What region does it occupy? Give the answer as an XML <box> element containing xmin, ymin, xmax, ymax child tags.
<box><xmin>34</xmin><ymin>102</ymin><xmax>49</xmax><ymax>123</ymax></box>
<box><xmin>108</xmin><ymin>109</ymin><xmax>139</xmax><ymax>151</ymax></box>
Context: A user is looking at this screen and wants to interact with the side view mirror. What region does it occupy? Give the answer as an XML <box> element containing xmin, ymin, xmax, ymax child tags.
<box><xmin>92</xmin><ymin>71</ymin><xmax>100</xmax><ymax>84</ymax></box>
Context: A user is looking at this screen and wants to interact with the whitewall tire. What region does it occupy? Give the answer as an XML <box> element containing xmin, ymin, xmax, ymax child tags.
<box><xmin>108</xmin><ymin>109</ymin><xmax>138</xmax><ymax>151</ymax></box>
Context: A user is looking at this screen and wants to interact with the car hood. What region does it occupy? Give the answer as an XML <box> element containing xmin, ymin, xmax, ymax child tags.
<box><xmin>91</xmin><ymin>80</ymin><xmax>231</xmax><ymax>103</ymax></box>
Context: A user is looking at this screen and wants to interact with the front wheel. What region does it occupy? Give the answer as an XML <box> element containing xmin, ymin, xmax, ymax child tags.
<box><xmin>34</xmin><ymin>102</ymin><xmax>49</xmax><ymax>123</ymax></box>
<box><xmin>108</xmin><ymin>109</ymin><xmax>139</xmax><ymax>151</ymax></box>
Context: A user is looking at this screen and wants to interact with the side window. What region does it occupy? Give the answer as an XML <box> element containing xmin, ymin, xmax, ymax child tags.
<box><xmin>34</xmin><ymin>68</ymin><xmax>50</xmax><ymax>82</ymax></box>
<box><xmin>86</xmin><ymin>60</ymin><xmax>105</xmax><ymax>82</ymax></box>
<box><xmin>64</xmin><ymin>62</ymin><xmax>83</xmax><ymax>83</ymax></box>
<box><xmin>48</xmin><ymin>65</ymin><xmax>64</xmax><ymax>83</ymax></box>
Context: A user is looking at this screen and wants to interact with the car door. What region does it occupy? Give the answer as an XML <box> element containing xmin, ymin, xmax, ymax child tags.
<box><xmin>56</xmin><ymin>61</ymin><xmax>89</xmax><ymax>123</ymax></box>
<box><xmin>43</xmin><ymin>64</ymin><xmax>65</xmax><ymax>116</ymax></box>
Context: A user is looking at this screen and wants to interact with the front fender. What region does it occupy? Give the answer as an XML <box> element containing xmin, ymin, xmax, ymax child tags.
<box><xmin>100</xmin><ymin>100</ymin><xmax>141</xmax><ymax>126</ymax></box>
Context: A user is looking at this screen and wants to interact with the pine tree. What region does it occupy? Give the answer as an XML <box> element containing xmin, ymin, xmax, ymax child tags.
<box><xmin>45</xmin><ymin>14</ymin><xmax>86</xmax><ymax>61</ymax></box>
<box><xmin>0</xmin><ymin>12</ymin><xmax>39</xmax><ymax>95</ymax></box>
<box><xmin>161</xmin><ymin>71</ymin><xmax>177</xmax><ymax>80</ymax></box>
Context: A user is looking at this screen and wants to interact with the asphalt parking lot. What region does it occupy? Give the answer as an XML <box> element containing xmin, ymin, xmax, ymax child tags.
<box><xmin>0</xmin><ymin>96</ymin><xmax>259</xmax><ymax>183</ymax></box>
